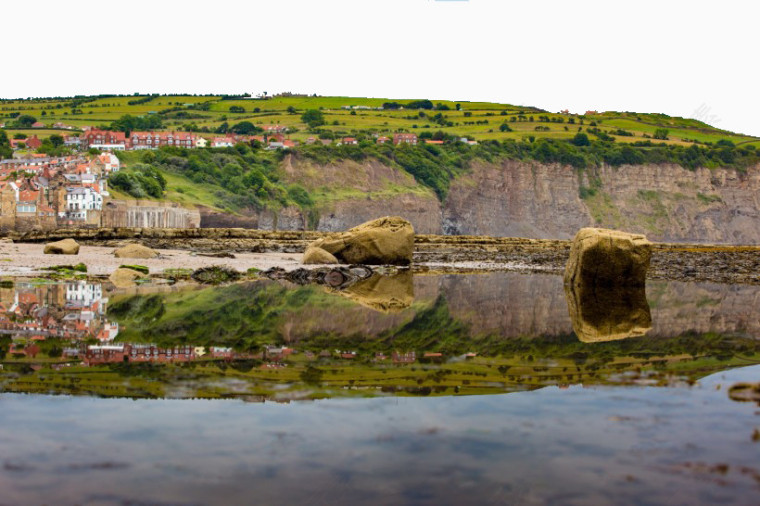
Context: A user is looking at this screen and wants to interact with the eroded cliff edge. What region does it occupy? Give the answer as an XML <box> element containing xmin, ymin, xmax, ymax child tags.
<box><xmin>202</xmin><ymin>156</ymin><xmax>760</xmax><ymax>244</ymax></box>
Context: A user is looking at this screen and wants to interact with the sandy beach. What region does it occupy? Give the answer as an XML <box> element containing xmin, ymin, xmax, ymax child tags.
<box><xmin>0</xmin><ymin>241</ymin><xmax>303</xmax><ymax>277</ymax></box>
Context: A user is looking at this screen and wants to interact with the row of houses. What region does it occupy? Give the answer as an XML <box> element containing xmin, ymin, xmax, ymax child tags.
<box><xmin>67</xmin><ymin>128</ymin><xmax>447</xmax><ymax>152</ymax></box>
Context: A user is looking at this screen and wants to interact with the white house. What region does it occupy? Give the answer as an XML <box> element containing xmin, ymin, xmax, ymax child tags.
<box><xmin>65</xmin><ymin>187</ymin><xmax>103</xmax><ymax>220</ymax></box>
<box><xmin>195</xmin><ymin>137</ymin><xmax>208</xmax><ymax>148</ymax></box>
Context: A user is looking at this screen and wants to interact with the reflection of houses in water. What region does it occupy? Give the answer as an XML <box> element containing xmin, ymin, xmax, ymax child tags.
<box><xmin>65</xmin><ymin>282</ymin><xmax>104</xmax><ymax>310</ymax></box>
<box><xmin>82</xmin><ymin>344</ymin><xmax>254</xmax><ymax>366</ymax></box>
<box><xmin>97</xmin><ymin>323</ymin><xmax>120</xmax><ymax>342</ymax></box>
<box><xmin>0</xmin><ymin>281</ymin><xmax>117</xmax><ymax>342</ymax></box>
<box><xmin>392</xmin><ymin>351</ymin><xmax>416</xmax><ymax>364</ymax></box>
<box><xmin>85</xmin><ymin>344</ymin><xmax>196</xmax><ymax>366</ymax></box>
<box><xmin>264</xmin><ymin>345</ymin><xmax>292</xmax><ymax>361</ymax></box>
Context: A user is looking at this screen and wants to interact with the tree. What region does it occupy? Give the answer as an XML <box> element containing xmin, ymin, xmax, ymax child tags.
<box><xmin>653</xmin><ymin>128</ymin><xmax>669</xmax><ymax>140</ymax></box>
<box><xmin>49</xmin><ymin>134</ymin><xmax>64</xmax><ymax>147</ymax></box>
<box><xmin>0</xmin><ymin>130</ymin><xmax>11</xmax><ymax>159</ymax></box>
<box><xmin>287</xmin><ymin>106</ymin><xmax>297</xmax><ymax>114</ymax></box>
<box><xmin>571</xmin><ymin>133</ymin><xmax>590</xmax><ymax>146</ymax></box>
<box><xmin>14</xmin><ymin>115</ymin><xmax>37</xmax><ymax>127</ymax></box>
<box><xmin>228</xmin><ymin>105</ymin><xmax>245</xmax><ymax>113</ymax></box>
<box><xmin>301</xmin><ymin>109</ymin><xmax>325</xmax><ymax>128</ymax></box>
<box><xmin>230</xmin><ymin>121</ymin><xmax>262</xmax><ymax>135</ymax></box>
<box><xmin>406</xmin><ymin>99</ymin><xmax>434</xmax><ymax>110</ymax></box>
<box><xmin>500</xmin><ymin>123</ymin><xmax>512</xmax><ymax>132</ymax></box>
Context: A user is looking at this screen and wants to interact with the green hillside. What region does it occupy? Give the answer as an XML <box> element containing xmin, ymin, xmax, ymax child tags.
<box><xmin>2</xmin><ymin>93</ymin><xmax>758</xmax><ymax>148</ymax></box>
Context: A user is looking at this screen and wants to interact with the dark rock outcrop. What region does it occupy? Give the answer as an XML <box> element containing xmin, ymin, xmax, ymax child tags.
<box><xmin>564</xmin><ymin>228</ymin><xmax>651</xmax><ymax>287</ymax></box>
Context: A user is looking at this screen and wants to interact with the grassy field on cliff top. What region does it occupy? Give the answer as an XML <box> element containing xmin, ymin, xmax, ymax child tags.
<box><xmin>2</xmin><ymin>93</ymin><xmax>758</xmax><ymax>147</ymax></box>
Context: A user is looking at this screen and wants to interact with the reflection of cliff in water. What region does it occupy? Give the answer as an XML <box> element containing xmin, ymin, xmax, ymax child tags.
<box><xmin>102</xmin><ymin>273</ymin><xmax>760</xmax><ymax>349</ymax></box>
<box><xmin>435</xmin><ymin>273</ymin><xmax>760</xmax><ymax>340</ymax></box>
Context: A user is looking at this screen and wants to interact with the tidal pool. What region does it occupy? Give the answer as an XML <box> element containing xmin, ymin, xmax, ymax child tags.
<box><xmin>1</xmin><ymin>272</ymin><xmax>759</xmax><ymax>504</ymax></box>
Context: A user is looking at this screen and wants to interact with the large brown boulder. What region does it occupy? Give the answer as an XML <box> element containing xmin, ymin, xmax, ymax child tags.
<box><xmin>302</xmin><ymin>246</ymin><xmax>339</xmax><ymax>265</ymax></box>
<box><xmin>109</xmin><ymin>267</ymin><xmax>148</xmax><ymax>288</ymax></box>
<box><xmin>303</xmin><ymin>216</ymin><xmax>414</xmax><ymax>265</ymax></box>
<box><xmin>114</xmin><ymin>243</ymin><xmax>159</xmax><ymax>259</ymax></box>
<box><xmin>564</xmin><ymin>228</ymin><xmax>651</xmax><ymax>288</ymax></box>
<box><xmin>43</xmin><ymin>238</ymin><xmax>80</xmax><ymax>255</ymax></box>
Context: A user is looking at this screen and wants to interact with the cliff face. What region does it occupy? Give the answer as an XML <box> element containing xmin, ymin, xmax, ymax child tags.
<box><xmin>444</xmin><ymin>160</ymin><xmax>591</xmax><ymax>238</ymax></box>
<box><xmin>444</xmin><ymin>160</ymin><xmax>760</xmax><ymax>243</ymax></box>
<box><xmin>204</xmin><ymin>156</ymin><xmax>760</xmax><ymax>244</ymax></box>
<box><xmin>201</xmin><ymin>155</ymin><xmax>443</xmax><ymax>234</ymax></box>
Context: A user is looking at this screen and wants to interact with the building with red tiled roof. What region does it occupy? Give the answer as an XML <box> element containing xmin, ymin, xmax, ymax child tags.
<box><xmin>81</xmin><ymin>130</ymin><xmax>127</xmax><ymax>151</ymax></box>
<box><xmin>25</xmin><ymin>136</ymin><xmax>42</xmax><ymax>150</ymax></box>
<box><xmin>129</xmin><ymin>131</ymin><xmax>196</xmax><ymax>150</ymax></box>
<box><xmin>393</xmin><ymin>133</ymin><xmax>417</xmax><ymax>145</ymax></box>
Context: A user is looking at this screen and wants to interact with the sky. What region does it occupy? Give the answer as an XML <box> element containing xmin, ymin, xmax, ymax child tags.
<box><xmin>3</xmin><ymin>0</ymin><xmax>758</xmax><ymax>136</ymax></box>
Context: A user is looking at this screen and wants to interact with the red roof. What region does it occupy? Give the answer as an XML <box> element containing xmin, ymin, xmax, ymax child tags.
<box><xmin>18</xmin><ymin>190</ymin><xmax>40</xmax><ymax>202</ymax></box>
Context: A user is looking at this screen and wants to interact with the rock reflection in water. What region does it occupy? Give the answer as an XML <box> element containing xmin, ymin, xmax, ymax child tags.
<box><xmin>329</xmin><ymin>271</ymin><xmax>413</xmax><ymax>313</ymax></box>
<box><xmin>264</xmin><ymin>266</ymin><xmax>414</xmax><ymax>313</ymax></box>
<box><xmin>565</xmin><ymin>283</ymin><xmax>651</xmax><ymax>342</ymax></box>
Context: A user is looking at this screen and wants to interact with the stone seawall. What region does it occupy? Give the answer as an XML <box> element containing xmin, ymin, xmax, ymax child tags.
<box><xmin>102</xmin><ymin>200</ymin><xmax>200</xmax><ymax>229</ymax></box>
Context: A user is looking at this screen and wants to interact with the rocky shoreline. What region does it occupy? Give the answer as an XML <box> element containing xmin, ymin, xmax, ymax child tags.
<box><xmin>3</xmin><ymin>228</ymin><xmax>760</xmax><ymax>285</ymax></box>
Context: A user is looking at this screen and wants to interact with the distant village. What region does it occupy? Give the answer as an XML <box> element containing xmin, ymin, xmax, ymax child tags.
<box><xmin>0</xmin><ymin>122</ymin><xmax>478</xmax><ymax>232</ymax></box>
<box><xmin>0</xmin><ymin>151</ymin><xmax>119</xmax><ymax>232</ymax></box>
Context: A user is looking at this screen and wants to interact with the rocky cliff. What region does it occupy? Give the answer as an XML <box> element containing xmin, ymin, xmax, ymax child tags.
<box><xmin>202</xmin><ymin>156</ymin><xmax>760</xmax><ymax>244</ymax></box>
<box><xmin>445</xmin><ymin>160</ymin><xmax>760</xmax><ymax>243</ymax></box>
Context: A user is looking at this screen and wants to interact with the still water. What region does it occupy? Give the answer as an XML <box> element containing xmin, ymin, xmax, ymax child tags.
<box><xmin>1</xmin><ymin>272</ymin><xmax>759</xmax><ymax>504</ymax></box>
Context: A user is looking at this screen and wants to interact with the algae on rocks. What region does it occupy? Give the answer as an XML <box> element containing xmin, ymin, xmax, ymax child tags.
<box><xmin>191</xmin><ymin>266</ymin><xmax>241</xmax><ymax>285</ymax></box>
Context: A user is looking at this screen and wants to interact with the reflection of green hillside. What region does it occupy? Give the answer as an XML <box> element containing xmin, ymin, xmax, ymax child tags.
<box><xmin>2</xmin><ymin>344</ymin><xmax>758</xmax><ymax>401</ymax></box>
<box><xmin>108</xmin><ymin>281</ymin><xmax>760</xmax><ymax>364</ymax></box>
<box><xmin>108</xmin><ymin>280</ymin><xmax>361</xmax><ymax>350</ymax></box>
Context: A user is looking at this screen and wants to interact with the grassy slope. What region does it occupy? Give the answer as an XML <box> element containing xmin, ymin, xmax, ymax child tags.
<box><xmin>2</xmin><ymin>94</ymin><xmax>756</xmax><ymax>147</ymax></box>
<box><xmin>109</xmin><ymin>151</ymin><xmax>233</xmax><ymax>212</ymax></box>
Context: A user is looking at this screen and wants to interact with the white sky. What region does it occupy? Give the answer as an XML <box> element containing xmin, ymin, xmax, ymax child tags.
<box><xmin>3</xmin><ymin>0</ymin><xmax>758</xmax><ymax>136</ymax></box>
